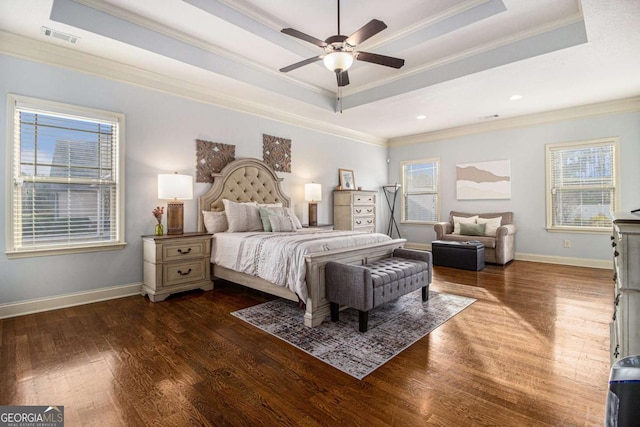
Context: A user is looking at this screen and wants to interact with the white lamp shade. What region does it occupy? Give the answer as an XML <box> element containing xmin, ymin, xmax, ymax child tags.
<box><xmin>323</xmin><ymin>52</ymin><xmax>354</xmax><ymax>72</ymax></box>
<box><xmin>304</xmin><ymin>183</ymin><xmax>322</xmax><ymax>202</ymax></box>
<box><xmin>158</xmin><ymin>173</ymin><xmax>193</xmax><ymax>200</ymax></box>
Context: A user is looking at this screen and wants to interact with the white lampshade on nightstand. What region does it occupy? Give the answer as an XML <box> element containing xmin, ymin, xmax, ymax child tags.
<box><xmin>158</xmin><ymin>172</ymin><xmax>193</xmax><ymax>235</ymax></box>
<box><xmin>305</xmin><ymin>182</ymin><xmax>322</xmax><ymax>227</ymax></box>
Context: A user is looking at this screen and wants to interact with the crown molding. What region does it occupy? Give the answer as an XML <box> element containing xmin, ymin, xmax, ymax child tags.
<box><xmin>389</xmin><ymin>96</ymin><xmax>640</xmax><ymax>147</ymax></box>
<box><xmin>0</xmin><ymin>30</ymin><xmax>387</xmax><ymax>146</ymax></box>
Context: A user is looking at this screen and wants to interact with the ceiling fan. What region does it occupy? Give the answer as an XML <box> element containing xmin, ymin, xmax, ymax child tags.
<box><xmin>279</xmin><ymin>0</ymin><xmax>405</xmax><ymax>88</ymax></box>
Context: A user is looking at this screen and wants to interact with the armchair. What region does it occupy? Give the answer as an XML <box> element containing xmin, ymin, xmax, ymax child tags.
<box><xmin>434</xmin><ymin>211</ymin><xmax>516</xmax><ymax>265</ymax></box>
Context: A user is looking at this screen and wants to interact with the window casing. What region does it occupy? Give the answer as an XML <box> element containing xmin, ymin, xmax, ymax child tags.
<box><xmin>6</xmin><ymin>94</ymin><xmax>126</xmax><ymax>258</ymax></box>
<box><xmin>401</xmin><ymin>158</ymin><xmax>440</xmax><ymax>224</ymax></box>
<box><xmin>545</xmin><ymin>137</ymin><xmax>619</xmax><ymax>233</ymax></box>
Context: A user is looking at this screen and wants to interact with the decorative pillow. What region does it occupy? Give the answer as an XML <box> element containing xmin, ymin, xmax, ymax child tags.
<box><xmin>459</xmin><ymin>222</ymin><xmax>486</xmax><ymax>236</ymax></box>
<box><xmin>476</xmin><ymin>217</ymin><xmax>502</xmax><ymax>237</ymax></box>
<box><xmin>222</xmin><ymin>199</ymin><xmax>263</xmax><ymax>232</ymax></box>
<box><xmin>269</xmin><ymin>214</ymin><xmax>296</xmax><ymax>232</ymax></box>
<box><xmin>259</xmin><ymin>207</ymin><xmax>284</xmax><ymax>232</ymax></box>
<box><xmin>202</xmin><ymin>210</ymin><xmax>228</xmax><ymax>234</ymax></box>
<box><xmin>285</xmin><ymin>207</ymin><xmax>303</xmax><ymax>229</ymax></box>
<box><xmin>452</xmin><ymin>215</ymin><xmax>478</xmax><ymax>234</ymax></box>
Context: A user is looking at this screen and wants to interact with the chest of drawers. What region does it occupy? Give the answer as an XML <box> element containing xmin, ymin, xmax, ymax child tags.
<box><xmin>333</xmin><ymin>190</ymin><xmax>377</xmax><ymax>233</ymax></box>
<box><xmin>610</xmin><ymin>212</ymin><xmax>640</xmax><ymax>364</ymax></box>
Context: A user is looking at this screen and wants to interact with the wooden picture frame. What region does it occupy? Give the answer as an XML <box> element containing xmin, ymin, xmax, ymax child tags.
<box><xmin>339</xmin><ymin>169</ymin><xmax>356</xmax><ymax>190</ymax></box>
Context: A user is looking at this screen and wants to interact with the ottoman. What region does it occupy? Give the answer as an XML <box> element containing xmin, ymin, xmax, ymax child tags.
<box><xmin>432</xmin><ymin>240</ymin><xmax>485</xmax><ymax>271</ymax></box>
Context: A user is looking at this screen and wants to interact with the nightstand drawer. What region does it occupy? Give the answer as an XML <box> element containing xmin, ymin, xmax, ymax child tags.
<box><xmin>164</xmin><ymin>258</ymin><xmax>208</xmax><ymax>287</ymax></box>
<box><xmin>353</xmin><ymin>194</ymin><xmax>375</xmax><ymax>204</ymax></box>
<box><xmin>163</xmin><ymin>239</ymin><xmax>208</xmax><ymax>261</ymax></box>
<box><xmin>354</xmin><ymin>206</ymin><xmax>375</xmax><ymax>216</ymax></box>
<box><xmin>354</xmin><ymin>217</ymin><xmax>375</xmax><ymax>228</ymax></box>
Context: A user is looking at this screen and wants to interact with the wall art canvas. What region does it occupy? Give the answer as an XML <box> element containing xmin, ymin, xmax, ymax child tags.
<box><xmin>195</xmin><ymin>139</ymin><xmax>235</xmax><ymax>183</ymax></box>
<box><xmin>263</xmin><ymin>134</ymin><xmax>291</xmax><ymax>173</ymax></box>
<box><xmin>456</xmin><ymin>160</ymin><xmax>511</xmax><ymax>200</ymax></box>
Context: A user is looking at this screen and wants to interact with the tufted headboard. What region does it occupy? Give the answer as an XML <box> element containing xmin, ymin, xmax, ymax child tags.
<box><xmin>197</xmin><ymin>158</ymin><xmax>291</xmax><ymax>232</ymax></box>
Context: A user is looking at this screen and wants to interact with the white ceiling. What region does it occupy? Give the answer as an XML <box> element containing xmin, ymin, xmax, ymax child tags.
<box><xmin>1</xmin><ymin>0</ymin><xmax>639</xmax><ymax>143</ymax></box>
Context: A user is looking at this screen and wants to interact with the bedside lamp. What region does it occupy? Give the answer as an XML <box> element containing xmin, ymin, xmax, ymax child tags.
<box><xmin>305</xmin><ymin>182</ymin><xmax>322</xmax><ymax>227</ymax></box>
<box><xmin>158</xmin><ymin>172</ymin><xmax>193</xmax><ymax>235</ymax></box>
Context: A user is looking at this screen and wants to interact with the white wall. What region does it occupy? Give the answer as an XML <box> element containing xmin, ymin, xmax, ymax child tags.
<box><xmin>0</xmin><ymin>54</ymin><xmax>388</xmax><ymax>305</ymax></box>
<box><xmin>389</xmin><ymin>111</ymin><xmax>640</xmax><ymax>261</ymax></box>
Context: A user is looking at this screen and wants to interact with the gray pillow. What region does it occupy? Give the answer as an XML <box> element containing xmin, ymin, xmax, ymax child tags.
<box><xmin>459</xmin><ymin>222</ymin><xmax>486</xmax><ymax>236</ymax></box>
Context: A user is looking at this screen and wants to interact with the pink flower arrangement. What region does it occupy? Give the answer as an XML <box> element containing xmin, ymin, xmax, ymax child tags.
<box><xmin>152</xmin><ymin>206</ymin><xmax>164</xmax><ymax>224</ymax></box>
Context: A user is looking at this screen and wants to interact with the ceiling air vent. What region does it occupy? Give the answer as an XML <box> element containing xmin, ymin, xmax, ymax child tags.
<box><xmin>41</xmin><ymin>27</ymin><xmax>80</xmax><ymax>44</ymax></box>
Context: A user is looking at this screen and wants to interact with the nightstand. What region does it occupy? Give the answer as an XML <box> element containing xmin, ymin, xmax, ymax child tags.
<box><xmin>142</xmin><ymin>232</ymin><xmax>213</xmax><ymax>302</ymax></box>
<box><xmin>303</xmin><ymin>224</ymin><xmax>334</xmax><ymax>230</ymax></box>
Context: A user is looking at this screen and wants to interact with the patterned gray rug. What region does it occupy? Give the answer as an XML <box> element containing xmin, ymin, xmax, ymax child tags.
<box><xmin>231</xmin><ymin>290</ymin><xmax>475</xmax><ymax>379</ymax></box>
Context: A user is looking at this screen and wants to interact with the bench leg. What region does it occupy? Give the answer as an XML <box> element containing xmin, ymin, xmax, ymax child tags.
<box><xmin>358</xmin><ymin>311</ymin><xmax>369</xmax><ymax>333</ymax></box>
<box><xmin>422</xmin><ymin>286</ymin><xmax>429</xmax><ymax>301</ymax></box>
<box><xmin>330</xmin><ymin>302</ymin><xmax>340</xmax><ymax>322</ymax></box>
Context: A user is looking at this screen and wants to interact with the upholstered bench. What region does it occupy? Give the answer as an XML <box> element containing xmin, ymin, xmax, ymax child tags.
<box><xmin>325</xmin><ymin>248</ymin><xmax>432</xmax><ymax>332</ymax></box>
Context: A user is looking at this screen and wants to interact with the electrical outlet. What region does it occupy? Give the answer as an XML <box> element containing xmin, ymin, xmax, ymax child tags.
<box><xmin>563</xmin><ymin>240</ymin><xmax>571</xmax><ymax>248</ymax></box>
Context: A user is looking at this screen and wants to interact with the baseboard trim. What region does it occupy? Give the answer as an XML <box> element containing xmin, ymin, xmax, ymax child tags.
<box><xmin>515</xmin><ymin>253</ymin><xmax>612</xmax><ymax>269</ymax></box>
<box><xmin>404</xmin><ymin>242</ymin><xmax>612</xmax><ymax>269</ymax></box>
<box><xmin>0</xmin><ymin>283</ymin><xmax>143</xmax><ymax>319</ymax></box>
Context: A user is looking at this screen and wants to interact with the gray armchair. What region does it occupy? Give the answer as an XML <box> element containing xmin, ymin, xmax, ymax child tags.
<box><xmin>434</xmin><ymin>211</ymin><xmax>516</xmax><ymax>265</ymax></box>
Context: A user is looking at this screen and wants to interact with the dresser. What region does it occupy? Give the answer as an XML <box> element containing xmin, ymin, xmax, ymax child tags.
<box><xmin>142</xmin><ymin>232</ymin><xmax>213</xmax><ymax>302</ymax></box>
<box><xmin>333</xmin><ymin>190</ymin><xmax>377</xmax><ymax>233</ymax></box>
<box><xmin>610</xmin><ymin>212</ymin><xmax>640</xmax><ymax>364</ymax></box>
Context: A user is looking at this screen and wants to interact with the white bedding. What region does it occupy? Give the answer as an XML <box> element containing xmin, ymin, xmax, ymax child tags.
<box><xmin>212</xmin><ymin>229</ymin><xmax>392</xmax><ymax>301</ymax></box>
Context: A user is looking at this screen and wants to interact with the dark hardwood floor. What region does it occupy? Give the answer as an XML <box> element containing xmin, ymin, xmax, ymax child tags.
<box><xmin>1</xmin><ymin>261</ymin><xmax>613</xmax><ymax>426</ymax></box>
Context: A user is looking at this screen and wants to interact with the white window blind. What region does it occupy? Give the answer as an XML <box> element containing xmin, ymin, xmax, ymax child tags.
<box><xmin>546</xmin><ymin>139</ymin><xmax>618</xmax><ymax>231</ymax></box>
<box><xmin>401</xmin><ymin>159</ymin><xmax>439</xmax><ymax>223</ymax></box>
<box><xmin>7</xmin><ymin>95</ymin><xmax>125</xmax><ymax>256</ymax></box>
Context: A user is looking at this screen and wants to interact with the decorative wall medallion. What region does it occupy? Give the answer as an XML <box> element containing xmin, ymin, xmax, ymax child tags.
<box><xmin>195</xmin><ymin>139</ymin><xmax>235</xmax><ymax>183</ymax></box>
<box><xmin>263</xmin><ymin>134</ymin><xmax>291</xmax><ymax>173</ymax></box>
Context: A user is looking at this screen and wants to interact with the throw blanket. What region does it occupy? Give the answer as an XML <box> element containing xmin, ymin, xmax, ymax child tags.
<box><xmin>213</xmin><ymin>230</ymin><xmax>392</xmax><ymax>301</ymax></box>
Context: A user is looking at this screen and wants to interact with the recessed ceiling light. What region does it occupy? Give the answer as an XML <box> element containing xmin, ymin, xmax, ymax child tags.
<box><xmin>509</xmin><ymin>94</ymin><xmax>523</xmax><ymax>101</ymax></box>
<box><xmin>416</xmin><ymin>115</ymin><xmax>426</xmax><ymax>120</ymax></box>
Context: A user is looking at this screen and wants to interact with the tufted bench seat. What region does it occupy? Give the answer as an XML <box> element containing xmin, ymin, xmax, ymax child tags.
<box><xmin>325</xmin><ymin>248</ymin><xmax>432</xmax><ymax>332</ymax></box>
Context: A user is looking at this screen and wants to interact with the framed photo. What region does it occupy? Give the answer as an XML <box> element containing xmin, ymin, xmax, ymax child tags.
<box><xmin>339</xmin><ymin>169</ymin><xmax>355</xmax><ymax>190</ymax></box>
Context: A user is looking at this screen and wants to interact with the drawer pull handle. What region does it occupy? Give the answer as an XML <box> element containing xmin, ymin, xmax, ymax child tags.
<box><xmin>615</xmin><ymin>293</ymin><xmax>620</xmax><ymax>305</ymax></box>
<box><xmin>611</xmin><ymin>241</ymin><xmax>617</xmax><ymax>248</ymax></box>
<box><xmin>178</xmin><ymin>248</ymin><xmax>192</xmax><ymax>255</ymax></box>
<box><xmin>611</xmin><ymin>235</ymin><xmax>615</xmax><ymax>240</ymax></box>
<box><xmin>356</xmin><ymin>209</ymin><xmax>362</xmax><ymax>213</ymax></box>
<box><xmin>614</xmin><ymin>345</ymin><xmax>620</xmax><ymax>358</ymax></box>
<box><xmin>367</xmin><ymin>209</ymin><xmax>373</xmax><ymax>213</ymax></box>
<box><xmin>356</xmin><ymin>220</ymin><xmax>362</xmax><ymax>225</ymax></box>
<box><xmin>613</xmin><ymin>273</ymin><xmax>617</xmax><ymax>282</ymax></box>
<box><xmin>367</xmin><ymin>220</ymin><xmax>373</xmax><ymax>224</ymax></box>
<box><xmin>178</xmin><ymin>268</ymin><xmax>192</xmax><ymax>276</ymax></box>
<box><xmin>614</xmin><ymin>250</ymin><xmax>619</xmax><ymax>257</ymax></box>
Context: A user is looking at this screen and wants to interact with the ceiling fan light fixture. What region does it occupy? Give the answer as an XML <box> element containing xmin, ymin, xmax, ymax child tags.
<box><xmin>323</xmin><ymin>51</ymin><xmax>354</xmax><ymax>72</ymax></box>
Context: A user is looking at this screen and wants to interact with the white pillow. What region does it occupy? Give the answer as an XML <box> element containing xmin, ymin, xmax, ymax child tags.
<box><xmin>257</xmin><ymin>202</ymin><xmax>283</xmax><ymax>208</ymax></box>
<box><xmin>269</xmin><ymin>214</ymin><xmax>296</xmax><ymax>232</ymax></box>
<box><xmin>222</xmin><ymin>199</ymin><xmax>263</xmax><ymax>232</ymax></box>
<box><xmin>202</xmin><ymin>211</ymin><xmax>228</xmax><ymax>234</ymax></box>
<box><xmin>477</xmin><ymin>217</ymin><xmax>502</xmax><ymax>237</ymax></box>
<box><xmin>452</xmin><ymin>215</ymin><xmax>478</xmax><ymax>235</ymax></box>
<box><xmin>285</xmin><ymin>207</ymin><xmax>303</xmax><ymax>229</ymax></box>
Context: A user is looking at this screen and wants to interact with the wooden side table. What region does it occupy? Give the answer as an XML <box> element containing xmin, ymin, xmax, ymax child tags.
<box><xmin>142</xmin><ymin>232</ymin><xmax>213</xmax><ymax>302</ymax></box>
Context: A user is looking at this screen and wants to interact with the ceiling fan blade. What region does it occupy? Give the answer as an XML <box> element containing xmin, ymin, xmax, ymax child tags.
<box><xmin>281</xmin><ymin>28</ymin><xmax>327</xmax><ymax>47</ymax></box>
<box><xmin>280</xmin><ymin>56</ymin><xmax>323</xmax><ymax>73</ymax></box>
<box><xmin>345</xmin><ymin>19</ymin><xmax>387</xmax><ymax>46</ymax></box>
<box><xmin>336</xmin><ymin>70</ymin><xmax>350</xmax><ymax>87</ymax></box>
<box><xmin>356</xmin><ymin>51</ymin><xmax>405</xmax><ymax>69</ymax></box>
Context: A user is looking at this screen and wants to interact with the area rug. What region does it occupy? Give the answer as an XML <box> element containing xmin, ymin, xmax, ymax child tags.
<box><xmin>231</xmin><ymin>290</ymin><xmax>475</xmax><ymax>379</ymax></box>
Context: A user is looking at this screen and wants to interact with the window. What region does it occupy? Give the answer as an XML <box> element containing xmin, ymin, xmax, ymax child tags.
<box><xmin>401</xmin><ymin>158</ymin><xmax>439</xmax><ymax>223</ymax></box>
<box><xmin>546</xmin><ymin>137</ymin><xmax>619</xmax><ymax>232</ymax></box>
<box><xmin>7</xmin><ymin>94</ymin><xmax>125</xmax><ymax>258</ymax></box>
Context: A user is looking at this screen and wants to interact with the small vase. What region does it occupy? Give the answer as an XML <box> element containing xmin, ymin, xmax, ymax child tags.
<box><xmin>155</xmin><ymin>223</ymin><xmax>163</xmax><ymax>236</ymax></box>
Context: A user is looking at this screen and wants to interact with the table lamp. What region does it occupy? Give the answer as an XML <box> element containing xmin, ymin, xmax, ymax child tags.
<box><xmin>304</xmin><ymin>182</ymin><xmax>322</xmax><ymax>226</ymax></box>
<box><xmin>158</xmin><ymin>172</ymin><xmax>193</xmax><ymax>235</ymax></box>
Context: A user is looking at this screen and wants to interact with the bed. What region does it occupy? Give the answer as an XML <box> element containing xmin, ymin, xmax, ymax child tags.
<box><xmin>197</xmin><ymin>158</ymin><xmax>406</xmax><ymax>327</ymax></box>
